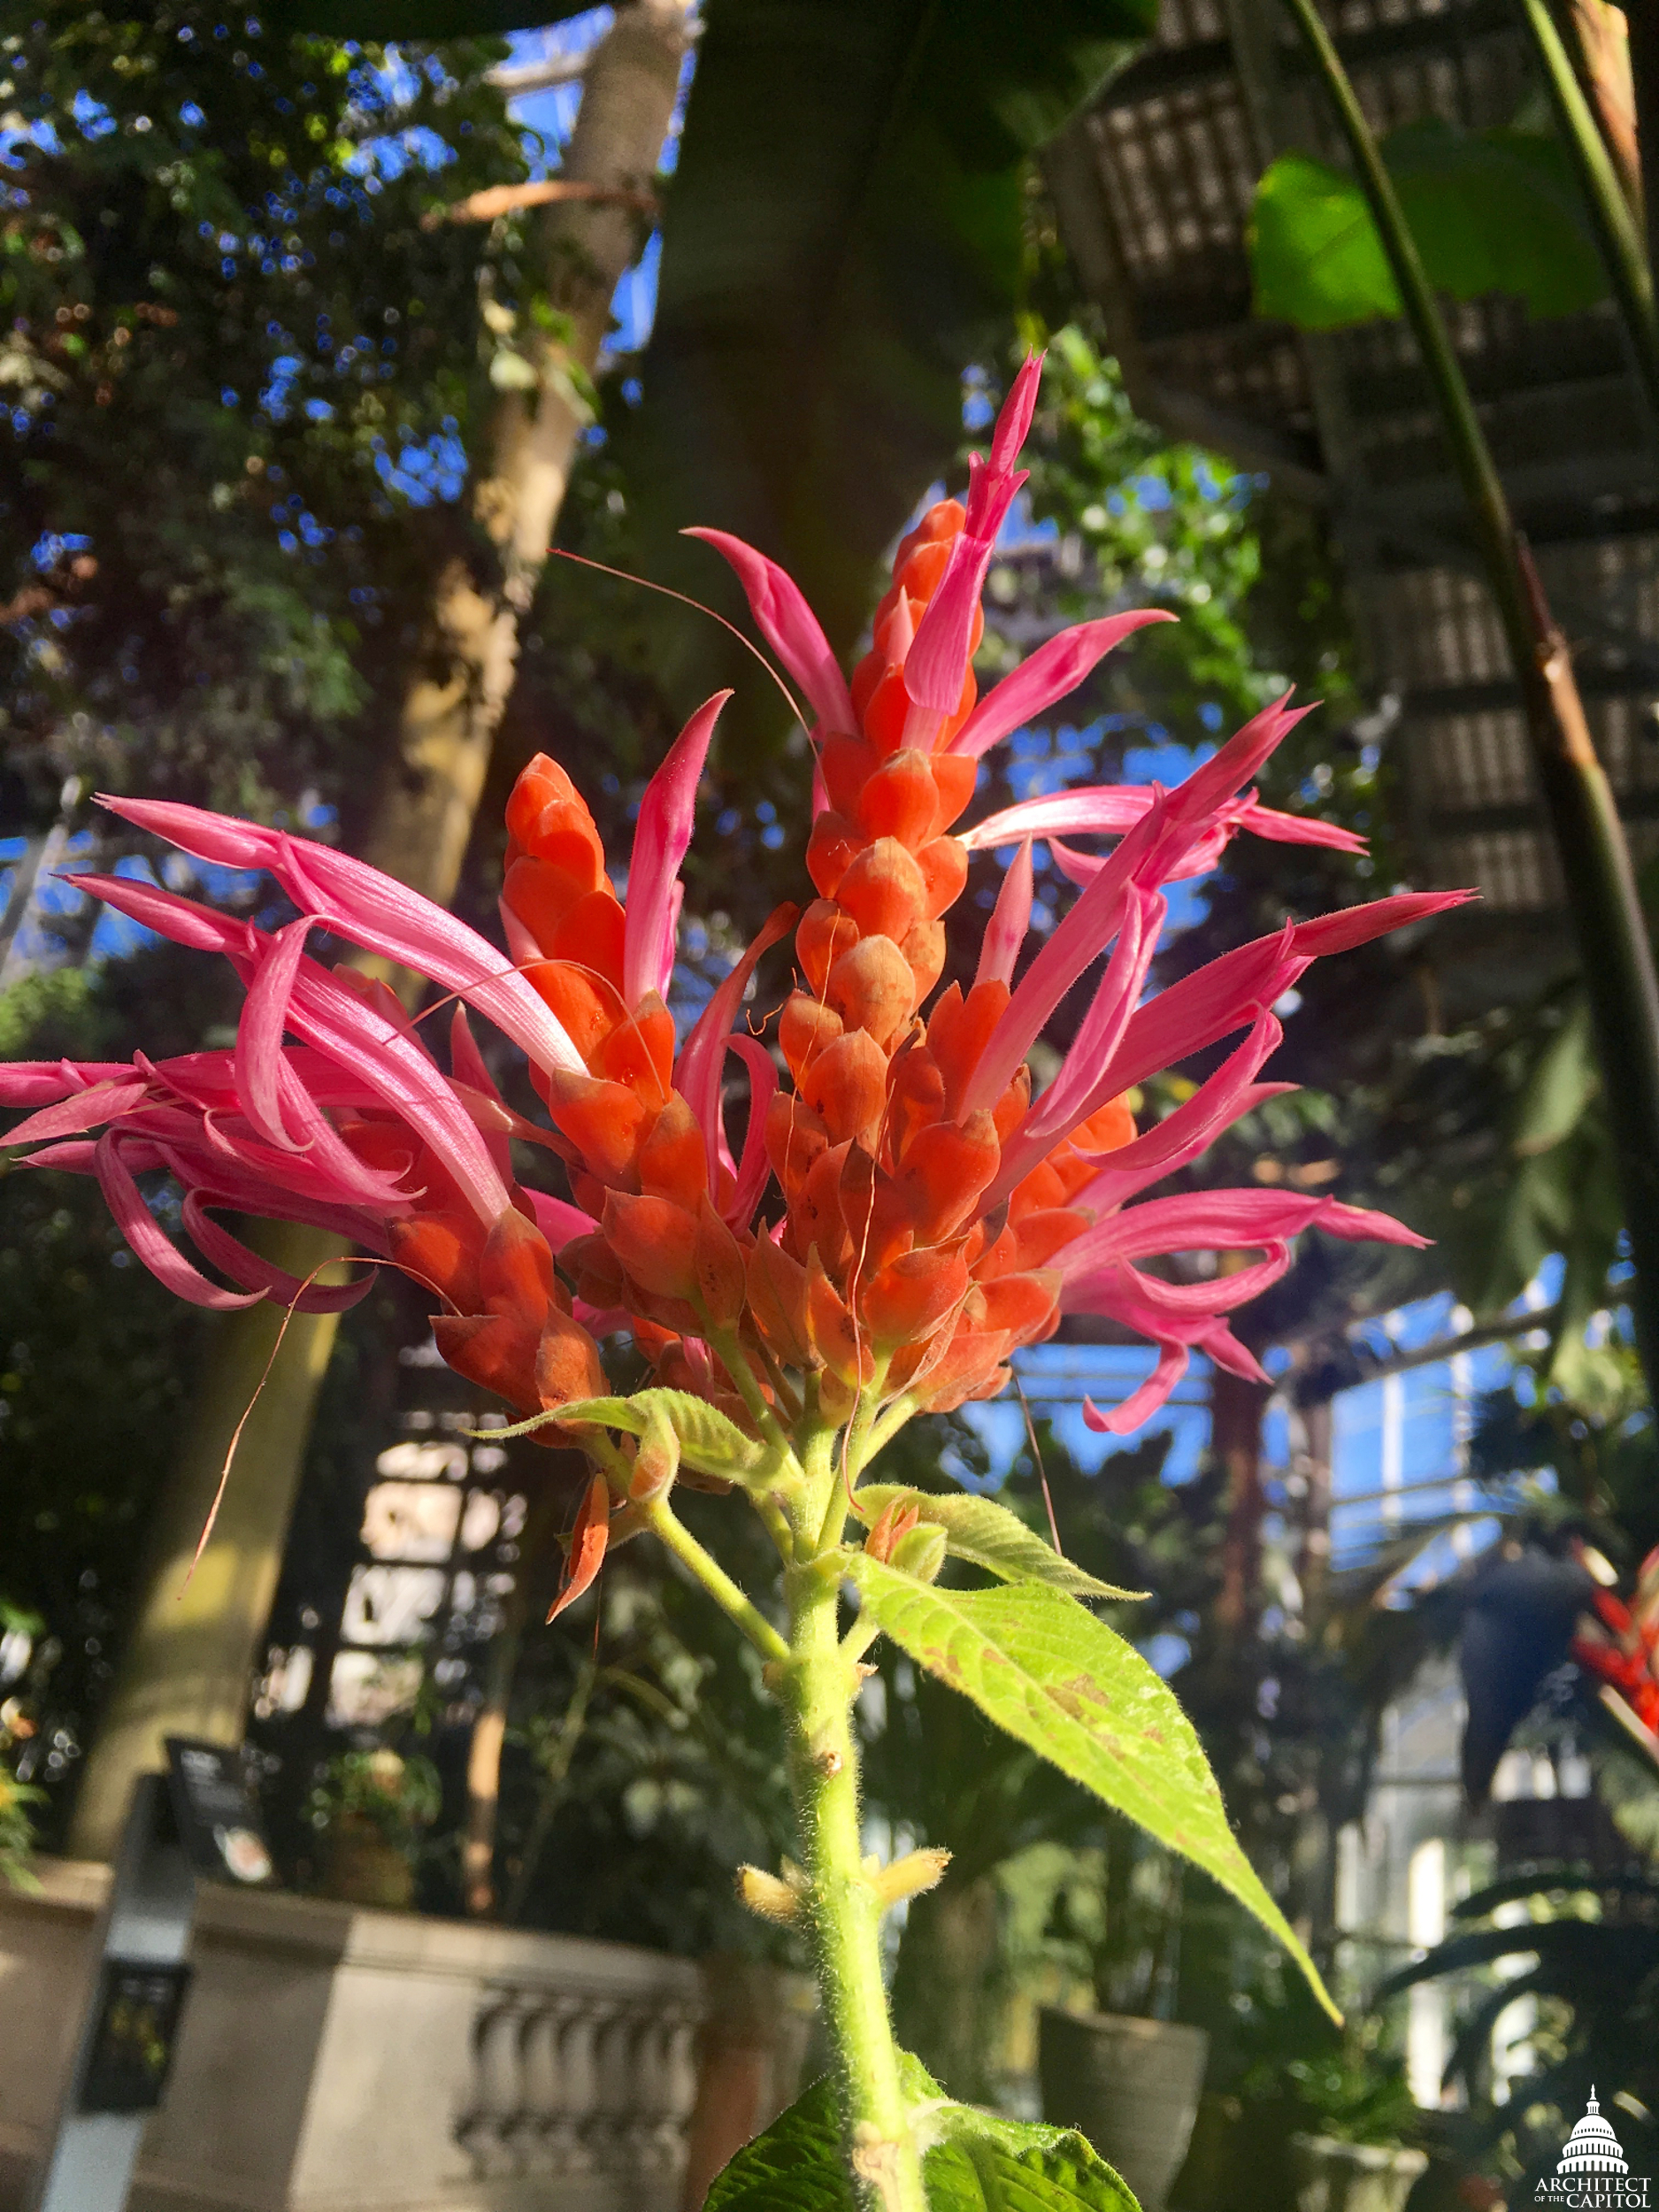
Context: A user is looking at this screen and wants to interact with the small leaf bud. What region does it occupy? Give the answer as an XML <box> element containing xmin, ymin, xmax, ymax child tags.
<box><xmin>889</xmin><ymin>1522</ymin><xmax>947</xmax><ymax>1583</ymax></box>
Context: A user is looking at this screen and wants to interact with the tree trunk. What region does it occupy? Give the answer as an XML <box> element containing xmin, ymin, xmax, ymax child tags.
<box><xmin>1212</xmin><ymin>1365</ymin><xmax>1271</xmax><ymax>1642</ymax></box>
<box><xmin>66</xmin><ymin>2</ymin><xmax>695</xmax><ymax>1863</ymax></box>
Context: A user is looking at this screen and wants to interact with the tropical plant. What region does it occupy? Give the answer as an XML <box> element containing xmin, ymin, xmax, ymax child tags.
<box><xmin>0</xmin><ymin>358</ymin><xmax>1471</xmax><ymax>2207</ymax></box>
<box><xmin>1382</xmin><ymin>1863</ymin><xmax>1659</xmax><ymax>2203</ymax></box>
<box><xmin>307</xmin><ymin>1744</ymin><xmax>442</xmax><ymax>1848</ymax></box>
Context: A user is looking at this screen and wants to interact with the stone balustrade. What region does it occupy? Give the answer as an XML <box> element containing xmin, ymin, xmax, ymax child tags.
<box><xmin>0</xmin><ymin>1856</ymin><xmax>726</xmax><ymax>2212</ymax></box>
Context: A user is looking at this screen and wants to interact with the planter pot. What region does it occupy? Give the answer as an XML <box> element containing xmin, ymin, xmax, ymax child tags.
<box><xmin>1038</xmin><ymin>2008</ymin><xmax>1209</xmax><ymax>2212</ymax></box>
<box><xmin>318</xmin><ymin>1812</ymin><xmax>416</xmax><ymax>1909</ymax></box>
<box><xmin>1292</xmin><ymin>2133</ymin><xmax>1428</xmax><ymax>2212</ymax></box>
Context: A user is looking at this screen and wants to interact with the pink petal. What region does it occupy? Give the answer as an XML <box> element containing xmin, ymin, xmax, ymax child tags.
<box><xmin>96</xmin><ymin>801</ymin><xmax>586</xmax><ymax>1079</ymax></box>
<box><xmin>1154</xmin><ymin>694</ymin><xmax>1314</xmax><ymax>856</ymax></box>
<box><xmin>3</xmin><ymin>1075</ymin><xmax>152</xmax><ymax>1149</ymax></box>
<box><xmin>725</xmin><ymin>1032</ymin><xmax>778</xmax><ymax>1231</ymax></box>
<box><xmin>1240</xmin><ymin>800</ymin><xmax>1368</xmax><ymax>855</ymax></box>
<box><xmin>675</xmin><ymin>902</ymin><xmax>796</xmax><ymax>1187</ymax></box>
<box><xmin>961</xmin><ymin>801</ymin><xmax>1165</xmax><ymax>1118</ymax></box>
<box><xmin>1083</xmin><ymin>1343</ymin><xmax>1189</xmax><ymax>1435</ymax></box>
<box><xmin>949</xmin><ymin>612</ymin><xmax>1177</xmax><ymax>761</ymax></box>
<box><xmin>180</xmin><ymin>1193</ymin><xmax>373</xmax><ymax>1312</ymax></box>
<box><xmin>624</xmin><ymin>690</ymin><xmax>728</xmax><ymax>1007</ymax></box>
<box><xmin>963</xmin><ymin>786</ymin><xmax>1156</xmax><ymax>849</ymax></box>
<box><xmin>1015</xmin><ymin>883</ymin><xmax>1164</xmax><ymax>1155</ymax></box>
<box><xmin>95</xmin><ymin>1130</ymin><xmax>264</xmax><ymax>1310</ymax></box>
<box><xmin>0</xmin><ymin>1060</ymin><xmax>134</xmax><ymax>1108</ymax></box>
<box><xmin>1041</xmin><ymin>880</ymin><xmax>1165</xmax><ymax>1131</ymax></box>
<box><xmin>684</xmin><ymin>531</ymin><xmax>856</xmax><ymax>734</ymax></box>
<box><xmin>234</xmin><ymin>917</ymin><xmax>313</xmax><ymax>1150</ymax></box>
<box><xmin>988</xmin><ymin>350</ymin><xmax>1046</xmax><ymax>478</ymax></box>
<box><xmin>903</xmin><ymin>519</ymin><xmax>1017</xmax><ymax>717</ymax></box>
<box><xmin>73</xmin><ymin>868</ymin><xmax>247</xmax><ymax>954</ymax></box>
<box><xmin>974</xmin><ymin>838</ymin><xmax>1034</xmax><ymax>989</ymax></box>
<box><xmin>1068</xmin><ymin>1013</ymin><xmax>1288</xmax><ymax>1213</ymax></box>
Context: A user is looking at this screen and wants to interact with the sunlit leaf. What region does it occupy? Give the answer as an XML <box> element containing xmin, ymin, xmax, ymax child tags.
<box><xmin>845</xmin><ymin>1556</ymin><xmax>1339</xmax><ymax>2021</ymax></box>
<box><xmin>544</xmin><ymin>1389</ymin><xmax>767</xmax><ymax>1480</ymax></box>
<box><xmin>853</xmin><ymin>1486</ymin><xmax>1146</xmax><ymax>1601</ymax></box>
<box><xmin>1250</xmin><ymin>122</ymin><xmax>1607</xmax><ymax>330</ymax></box>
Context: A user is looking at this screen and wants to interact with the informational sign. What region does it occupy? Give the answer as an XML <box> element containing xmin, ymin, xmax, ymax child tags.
<box><xmin>78</xmin><ymin>1961</ymin><xmax>193</xmax><ymax>2115</ymax></box>
<box><xmin>32</xmin><ymin>1771</ymin><xmax>196</xmax><ymax>2212</ymax></box>
<box><xmin>164</xmin><ymin>1737</ymin><xmax>274</xmax><ymax>1886</ymax></box>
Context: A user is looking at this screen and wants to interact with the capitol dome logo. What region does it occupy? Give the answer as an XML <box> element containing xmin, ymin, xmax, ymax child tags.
<box><xmin>1535</xmin><ymin>2093</ymin><xmax>1648</xmax><ymax>2208</ymax></box>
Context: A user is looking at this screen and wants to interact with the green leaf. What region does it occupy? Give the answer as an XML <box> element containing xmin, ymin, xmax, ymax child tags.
<box><xmin>1249</xmin><ymin>122</ymin><xmax>1607</xmax><ymax>331</ymax></box>
<box><xmin>553</xmin><ymin>1388</ymin><xmax>770</xmax><ymax>1482</ymax></box>
<box><xmin>704</xmin><ymin>2061</ymin><xmax>1141</xmax><ymax>2212</ymax></box>
<box><xmin>845</xmin><ymin>1555</ymin><xmax>1339</xmax><ymax>2022</ymax></box>
<box><xmin>1512</xmin><ymin>998</ymin><xmax>1597</xmax><ymax>1157</ymax></box>
<box><xmin>703</xmin><ymin>2073</ymin><xmax>852</xmax><ymax>2211</ymax></box>
<box><xmin>926</xmin><ymin>2102</ymin><xmax>1141</xmax><ymax>2212</ymax></box>
<box><xmin>853</xmin><ymin>1486</ymin><xmax>1146</xmax><ymax>1602</ymax></box>
<box><xmin>1249</xmin><ymin>153</ymin><xmax>1400</xmax><ymax>328</ymax></box>
<box><xmin>618</xmin><ymin>0</ymin><xmax>1153</xmax><ymax>762</ymax></box>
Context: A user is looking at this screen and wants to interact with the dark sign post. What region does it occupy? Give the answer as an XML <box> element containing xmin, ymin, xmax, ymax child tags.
<box><xmin>30</xmin><ymin>1746</ymin><xmax>273</xmax><ymax>2212</ymax></box>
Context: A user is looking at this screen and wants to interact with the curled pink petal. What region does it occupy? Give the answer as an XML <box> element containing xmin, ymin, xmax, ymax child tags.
<box><xmin>726</xmin><ymin>1032</ymin><xmax>779</xmax><ymax>1231</ymax></box>
<box><xmin>624</xmin><ymin>691</ymin><xmax>729</xmax><ymax>1007</ymax></box>
<box><xmin>684</xmin><ymin>531</ymin><xmax>856</xmax><ymax>733</ymax></box>
<box><xmin>180</xmin><ymin>1193</ymin><xmax>374</xmax><ymax>1312</ymax></box>
<box><xmin>234</xmin><ymin>918</ymin><xmax>313</xmax><ymax>1150</ymax></box>
<box><xmin>96</xmin><ymin>1130</ymin><xmax>264</xmax><ymax>1310</ymax></box>
<box><xmin>1084</xmin><ymin>1343</ymin><xmax>1189</xmax><ymax>1434</ymax></box>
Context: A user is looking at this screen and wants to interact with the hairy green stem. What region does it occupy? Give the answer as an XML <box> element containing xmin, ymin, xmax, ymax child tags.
<box><xmin>1517</xmin><ymin>0</ymin><xmax>1659</xmax><ymax>436</ymax></box>
<box><xmin>641</xmin><ymin>1496</ymin><xmax>789</xmax><ymax>1663</ymax></box>
<box><xmin>1282</xmin><ymin>0</ymin><xmax>1659</xmax><ymax>1402</ymax></box>
<box><xmin>785</xmin><ymin>1559</ymin><xmax>926</xmax><ymax>2212</ymax></box>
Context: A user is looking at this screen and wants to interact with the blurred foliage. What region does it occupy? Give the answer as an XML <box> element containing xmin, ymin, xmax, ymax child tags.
<box><xmin>307</xmin><ymin>1743</ymin><xmax>442</xmax><ymax>1843</ymax></box>
<box><xmin>1386</xmin><ymin>1865</ymin><xmax>1659</xmax><ymax>2207</ymax></box>
<box><xmin>613</xmin><ymin>0</ymin><xmax>1154</xmax><ymax>757</ymax></box>
<box><xmin>1</xmin><ymin>5</ymin><xmax>526</xmax><ymax>832</ymax></box>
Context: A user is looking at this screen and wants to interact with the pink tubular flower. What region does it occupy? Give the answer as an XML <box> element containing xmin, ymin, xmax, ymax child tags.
<box><xmin>4</xmin><ymin>350</ymin><xmax>1473</xmax><ymax>1455</ymax></box>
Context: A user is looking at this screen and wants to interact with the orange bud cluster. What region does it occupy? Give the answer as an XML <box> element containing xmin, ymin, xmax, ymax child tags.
<box><xmin>743</xmin><ymin>498</ymin><xmax>1134</xmax><ymax>1417</ymax></box>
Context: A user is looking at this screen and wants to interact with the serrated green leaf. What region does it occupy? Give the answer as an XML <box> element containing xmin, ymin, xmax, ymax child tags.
<box><xmin>926</xmin><ymin>2101</ymin><xmax>1140</xmax><ymax>2212</ymax></box>
<box><xmin>703</xmin><ymin>2072</ymin><xmax>852</xmax><ymax>2211</ymax></box>
<box><xmin>854</xmin><ymin>1486</ymin><xmax>1145</xmax><ymax>1602</ymax></box>
<box><xmin>553</xmin><ymin>1388</ymin><xmax>770</xmax><ymax>1481</ymax></box>
<box><xmin>704</xmin><ymin>2059</ymin><xmax>1139</xmax><ymax>2212</ymax></box>
<box><xmin>845</xmin><ymin>1556</ymin><xmax>1339</xmax><ymax>2023</ymax></box>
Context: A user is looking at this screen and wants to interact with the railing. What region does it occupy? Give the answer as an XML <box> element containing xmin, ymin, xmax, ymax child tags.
<box><xmin>457</xmin><ymin>1977</ymin><xmax>703</xmax><ymax>2193</ymax></box>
